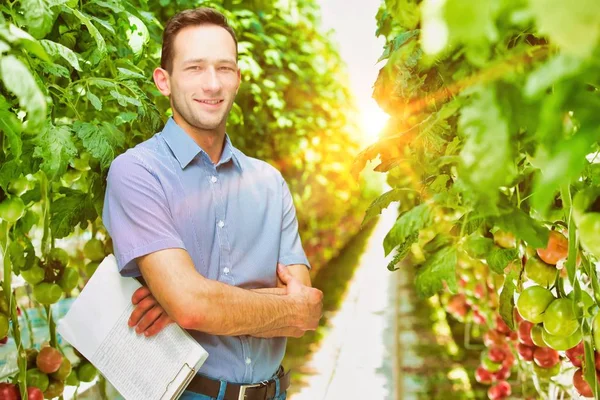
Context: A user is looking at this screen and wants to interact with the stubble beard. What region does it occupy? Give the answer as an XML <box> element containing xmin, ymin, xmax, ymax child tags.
<box><xmin>172</xmin><ymin>94</ymin><xmax>234</xmax><ymax>133</ymax></box>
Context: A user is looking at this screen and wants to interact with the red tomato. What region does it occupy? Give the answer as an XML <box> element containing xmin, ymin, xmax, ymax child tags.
<box><xmin>488</xmin><ymin>380</ymin><xmax>511</xmax><ymax>400</ymax></box>
<box><xmin>0</xmin><ymin>383</ymin><xmax>19</xmax><ymax>400</ymax></box>
<box><xmin>573</xmin><ymin>368</ymin><xmax>594</xmax><ymax>398</ymax></box>
<box><xmin>484</xmin><ymin>330</ymin><xmax>505</xmax><ymax>348</ymax></box>
<box><xmin>475</xmin><ymin>365</ymin><xmax>493</xmax><ymax>385</ymax></box>
<box><xmin>492</xmin><ymin>366</ymin><xmax>511</xmax><ymax>381</ymax></box>
<box><xmin>494</xmin><ymin>315</ymin><xmax>511</xmax><ymax>334</ymax></box>
<box><xmin>537</xmin><ymin>230</ymin><xmax>568</xmax><ymax>265</ymax></box>
<box><xmin>517</xmin><ymin>321</ymin><xmax>535</xmax><ymax>346</ymax></box>
<box><xmin>565</xmin><ymin>341</ymin><xmax>585</xmax><ymax>367</ymax></box>
<box><xmin>488</xmin><ymin>346</ymin><xmax>506</xmax><ymax>363</ymax></box>
<box><xmin>517</xmin><ymin>343</ymin><xmax>535</xmax><ymax>361</ymax></box>
<box><xmin>533</xmin><ymin>347</ymin><xmax>560</xmax><ymax>368</ymax></box>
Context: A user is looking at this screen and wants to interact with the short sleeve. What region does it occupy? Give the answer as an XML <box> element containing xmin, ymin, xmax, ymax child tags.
<box><xmin>102</xmin><ymin>154</ymin><xmax>186</xmax><ymax>277</ymax></box>
<box><xmin>278</xmin><ymin>176</ymin><xmax>311</xmax><ymax>269</ymax></box>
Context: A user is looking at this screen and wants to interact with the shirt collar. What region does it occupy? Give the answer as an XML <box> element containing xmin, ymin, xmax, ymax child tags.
<box><xmin>161</xmin><ymin>117</ymin><xmax>243</xmax><ymax>171</ymax></box>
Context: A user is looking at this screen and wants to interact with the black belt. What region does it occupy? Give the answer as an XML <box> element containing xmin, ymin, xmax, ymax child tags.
<box><xmin>186</xmin><ymin>366</ymin><xmax>291</xmax><ymax>400</ymax></box>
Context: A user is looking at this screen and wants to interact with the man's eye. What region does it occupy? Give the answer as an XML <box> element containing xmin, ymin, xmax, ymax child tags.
<box><xmin>188</xmin><ymin>66</ymin><xmax>201</xmax><ymax>71</ymax></box>
<box><xmin>219</xmin><ymin>67</ymin><xmax>234</xmax><ymax>71</ymax></box>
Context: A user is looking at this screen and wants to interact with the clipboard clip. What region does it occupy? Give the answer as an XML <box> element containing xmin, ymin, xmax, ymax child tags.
<box><xmin>161</xmin><ymin>363</ymin><xmax>195</xmax><ymax>400</ymax></box>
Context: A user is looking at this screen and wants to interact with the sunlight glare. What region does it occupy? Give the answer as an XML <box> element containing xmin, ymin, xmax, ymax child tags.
<box><xmin>360</xmin><ymin>103</ymin><xmax>389</xmax><ymax>144</ymax></box>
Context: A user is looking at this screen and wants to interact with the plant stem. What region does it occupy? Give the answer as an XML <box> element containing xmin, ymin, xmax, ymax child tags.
<box><xmin>45</xmin><ymin>304</ymin><xmax>57</xmax><ymax>348</ymax></box>
<box><xmin>2</xmin><ymin>222</ymin><xmax>28</xmax><ymax>399</ymax></box>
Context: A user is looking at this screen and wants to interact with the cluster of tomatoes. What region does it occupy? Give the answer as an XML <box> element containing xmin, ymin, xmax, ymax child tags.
<box><xmin>444</xmin><ymin>226</ymin><xmax>600</xmax><ymax>398</ymax></box>
<box><xmin>474</xmin><ymin>316</ymin><xmax>516</xmax><ymax>399</ymax></box>
<box><xmin>0</xmin><ymin>345</ymin><xmax>98</xmax><ymax>399</ymax></box>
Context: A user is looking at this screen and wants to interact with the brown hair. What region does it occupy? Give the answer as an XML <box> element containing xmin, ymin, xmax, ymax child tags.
<box><xmin>161</xmin><ymin>7</ymin><xmax>238</xmax><ymax>72</ymax></box>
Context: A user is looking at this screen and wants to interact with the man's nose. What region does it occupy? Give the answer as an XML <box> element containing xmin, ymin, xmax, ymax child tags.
<box><xmin>202</xmin><ymin>68</ymin><xmax>222</xmax><ymax>92</ymax></box>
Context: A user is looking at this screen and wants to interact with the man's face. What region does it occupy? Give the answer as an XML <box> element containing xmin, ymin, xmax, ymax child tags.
<box><xmin>168</xmin><ymin>24</ymin><xmax>240</xmax><ymax>132</ymax></box>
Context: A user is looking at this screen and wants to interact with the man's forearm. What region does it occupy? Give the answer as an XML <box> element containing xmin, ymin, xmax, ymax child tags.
<box><xmin>183</xmin><ymin>279</ymin><xmax>300</xmax><ymax>336</ymax></box>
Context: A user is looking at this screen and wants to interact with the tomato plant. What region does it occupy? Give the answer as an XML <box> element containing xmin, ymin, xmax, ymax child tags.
<box><xmin>367</xmin><ymin>0</ymin><xmax>600</xmax><ymax>397</ymax></box>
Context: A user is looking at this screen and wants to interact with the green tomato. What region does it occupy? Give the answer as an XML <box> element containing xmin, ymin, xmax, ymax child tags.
<box><xmin>65</xmin><ymin>369</ymin><xmax>80</xmax><ymax>386</ymax></box>
<box><xmin>50</xmin><ymin>357</ymin><xmax>72</xmax><ymax>381</ymax></box>
<box><xmin>33</xmin><ymin>283</ymin><xmax>63</xmax><ymax>305</ymax></box>
<box><xmin>0</xmin><ymin>293</ymin><xmax>8</xmax><ymax>314</ymax></box>
<box><xmin>525</xmin><ymin>256</ymin><xmax>557</xmax><ymax>287</ymax></box>
<box><xmin>0</xmin><ymin>313</ymin><xmax>9</xmax><ymax>338</ymax></box>
<box><xmin>84</xmin><ymin>261</ymin><xmax>99</xmax><ymax>277</ymax></box>
<box><xmin>573</xmin><ymin>187</ymin><xmax>600</xmax><ymax>226</ymax></box>
<box><xmin>8</xmin><ymin>176</ymin><xmax>34</xmax><ymax>196</ymax></box>
<box><xmin>542</xmin><ymin>328</ymin><xmax>582</xmax><ymax>351</ymax></box>
<box><xmin>44</xmin><ymin>378</ymin><xmax>65</xmax><ymax>398</ymax></box>
<box><xmin>578</xmin><ymin>213</ymin><xmax>600</xmax><ymax>259</ymax></box>
<box><xmin>58</xmin><ymin>268</ymin><xmax>79</xmax><ymax>293</ymax></box>
<box><xmin>531</xmin><ymin>325</ymin><xmax>547</xmax><ymax>347</ymax></box>
<box><xmin>21</xmin><ymin>265</ymin><xmax>46</xmax><ymax>285</ymax></box>
<box><xmin>480</xmin><ymin>354</ymin><xmax>502</xmax><ymax>372</ymax></box>
<box><xmin>27</xmin><ymin>368</ymin><xmax>50</xmax><ymax>392</ymax></box>
<box><xmin>83</xmin><ymin>239</ymin><xmax>105</xmax><ymax>262</ymax></box>
<box><xmin>0</xmin><ymin>197</ymin><xmax>25</xmax><ymax>223</ymax></box>
<box><xmin>533</xmin><ymin>362</ymin><xmax>561</xmax><ymax>380</ymax></box>
<box><xmin>543</xmin><ymin>298</ymin><xmax>580</xmax><ymax>337</ymax></box>
<box><xmin>77</xmin><ymin>362</ymin><xmax>97</xmax><ymax>382</ymax></box>
<box><xmin>49</xmin><ymin>248</ymin><xmax>70</xmax><ymax>267</ymax></box>
<box><xmin>517</xmin><ymin>286</ymin><xmax>555</xmax><ymax>323</ymax></box>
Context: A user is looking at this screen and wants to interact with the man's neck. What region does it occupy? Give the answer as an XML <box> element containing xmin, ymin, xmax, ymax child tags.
<box><xmin>173</xmin><ymin>114</ymin><xmax>225</xmax><ymax>165</ymax></box>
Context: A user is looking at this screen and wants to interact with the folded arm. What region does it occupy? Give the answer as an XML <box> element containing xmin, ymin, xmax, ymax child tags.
<box><xmin>134</xmin><ymin>248</ymin><xmax>322</xmax><ymax>337</ymax></box>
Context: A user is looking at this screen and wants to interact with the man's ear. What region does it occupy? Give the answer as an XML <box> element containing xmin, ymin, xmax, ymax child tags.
<box><xmin>153</xmin><ymin>67</ymin><xmax>171</xmax><ymax>97</ymax></box>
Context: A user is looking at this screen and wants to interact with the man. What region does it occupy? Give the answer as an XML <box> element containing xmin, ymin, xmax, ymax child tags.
<box><xmin>102</xmin><ymin>7</ymin><xmax>323</xmax><ymax>400</ymax></box>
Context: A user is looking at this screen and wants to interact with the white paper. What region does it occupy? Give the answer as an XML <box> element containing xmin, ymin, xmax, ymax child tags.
<box><xmin>57</xmin><ymin>255</ymin><xmax>208</xmax><ymax>400</ymax></box>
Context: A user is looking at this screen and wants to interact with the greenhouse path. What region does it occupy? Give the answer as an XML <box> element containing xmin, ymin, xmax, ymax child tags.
<box><xmin>289</xmin><ymin>206</ymin><xmax>399</xmax><ymax>400</ymax></box>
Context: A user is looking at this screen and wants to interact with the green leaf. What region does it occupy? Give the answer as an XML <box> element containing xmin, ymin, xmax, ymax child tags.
<box><xmin>524</xmin><ymin>54</ymin><xmax>585</xmax><ymax>98</ymax></box>
<box><xmin>383</xmin><ymin>203</ymin><xmax>434</xmax><ymax>256</ymax></box>
<box><xmin>86</xmin><ymin>91</ymin><xmax>102</xmax><ymax>111</ymax></box>
<box><xmin>40</xmin><ymin>39</ymin><xmax>81</xmax><ymax>71</ymax></box>
<box><xmin>0</xmin><ymin>24</ymin><xmax>50</xmax><ymax>61</ymax></box>
<box><xmin>458</xmin><ymin>86</ymin><xmax>515</xmax><ymax>202</ymax></box>
<box><xmin>362</xmin><ymin>188</ymin><xmax>407</xmax><ymax>227</ymax></box>
<box><xmin>377</xmin><ymin>30</ymin><xmax>420</xmax><ymax>62</ymax></box>
<box><xmin>0</xmin><ymin>99</ymin><xmax>23</xmax><ymax>158</ymax></box>
<box><xmin>109</xmin><ymin>89</ymin><xmax>142</xmax><ymax>107</ymax></box>
<box><xmin>115</xmin><ymin>112</ymin><xmax>137</xmax><ymax>126</ymax></box>
<box><xmin>529</xmin><ymin>0</ymin><xmax>600</xmax><ymax>58</ymax></box>
<box><xmin>72</xmin><ymin>9</ymin><xmax>107</xmax><ymax>57</ymax></box>
<box><xmin>117</xmin><ymin>67</ymin><xmax>145</xmax><ymax>80</ymax></box>
<box><xmin>415</xmin><ymin>246</ymin><xmax>458</xmax><ymax>298</ymax></box>
<box><xmin>464</xmin><ymin>234</ymin><xmax>494</xmax><ymax>259</ymax></box>
<box><xmin>50</xmin><ymin>187</ymin><xmax>96</xmax><ymax>238</ymax></box>
<box><xmin>486</xmin><ymin>247</ymin><xmax>519</xmax><ymax>274</ymax></box>
<box><xmin>38</xmin><ymin>61</ymin><xmax>70</xmax><ymax>78</ymax></box>
<box><xmin>494</xmin><ymin>207</ymin><xmax>549</xmax><ymax>249</ymax></box>
<box><xmin>531</xmin><ymin>130</ymin><xmax>599</xmax><ymax>215</ymax></box>
<box><xmin>74</xmin><ymin>121</ymin><xmax>126</xmax><ymax>169</ymax></box>
<box><xmin>0</xmin><ymin>55</ymin><xmax>47</xmax><ymax>130</ymax></box>
<box><xmin>33</xmin><ymin>124</ymin><xmax>77</xmax><ymax>180</ymax></box>
<box><xmin>0</xmin><ymin>160</ymin><xmax>21</xmax><ymax>192</ymax></box>
<box><xmin>20</xmin><ymin>0</ymin><xmax>54</xmax><ymax>39</ymax></box>
<box><xmin>386</xmin><ymin>232</ymin><xmax>418</xmax><ymax>271</ymax></box>
<box><xmin>499</xmin><ymin>271</ymin><xmax>517</xmax><ymax>330</ymax></box>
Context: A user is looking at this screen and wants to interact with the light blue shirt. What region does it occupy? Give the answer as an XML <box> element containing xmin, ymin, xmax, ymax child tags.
<box><xmin>102</xmin><ymin>117</ymin><xmax>310</xmax><ymax>383</ymax></box>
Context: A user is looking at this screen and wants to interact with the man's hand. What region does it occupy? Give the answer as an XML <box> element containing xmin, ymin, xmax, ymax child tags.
<box><xmin>278</xmin><ymin>264</ymin><xmax>323</xmax><ymax>332</ymax></box>
<box><xmin>128</xmin><ymin>286</ymin><xmax>174</xmax><ymax>337</ymax></box>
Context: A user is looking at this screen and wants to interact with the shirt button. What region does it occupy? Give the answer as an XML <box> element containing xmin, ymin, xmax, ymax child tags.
<box><xmin>245</xmin><ymin>358</ymin><xmax>251</xmax><ymax>365</ymax></box>
<box><xmin>210</xmin><ymin>176</ymin><xmax>217</xmax><ymax>183</ymax></box>
<box><xmin>217</xmin><ymin>220</ymin><xmax>225</xmax><ymax>228</ymax></box>
<box><xmin>223</xmin><ymin>268</ymin><xmax>230</xmax><ymax>274</ymax></box>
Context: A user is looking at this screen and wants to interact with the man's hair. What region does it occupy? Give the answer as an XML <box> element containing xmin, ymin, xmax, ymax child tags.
<box><xmin>161</xmin><ymin>7</ymin><xmax>238</xmax><ymax>72</ymax></box>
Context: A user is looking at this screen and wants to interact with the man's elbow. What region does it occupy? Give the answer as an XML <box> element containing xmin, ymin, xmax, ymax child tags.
<box><xmin>170</xmin><ymin>298</ymin><xmax>207</xmax><ymax>331</ymax></box>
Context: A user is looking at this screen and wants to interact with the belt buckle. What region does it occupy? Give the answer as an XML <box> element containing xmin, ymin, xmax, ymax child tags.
<box><xmin>238</xmin><ymin>381</ymin><xmax>266</xmax><ymax>400</ymax></box>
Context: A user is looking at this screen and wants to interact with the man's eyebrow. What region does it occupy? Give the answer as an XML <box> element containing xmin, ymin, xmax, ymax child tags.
<box><xmin>183</xmin><ymin>58</ymin><xmax>237</xmax><ymax>65</ymax></box>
